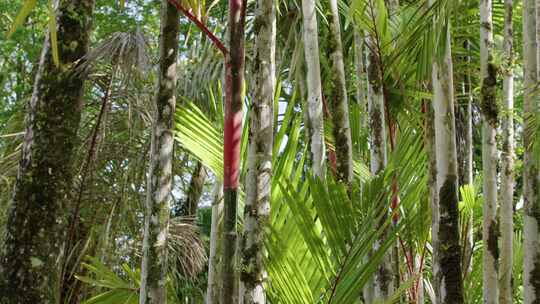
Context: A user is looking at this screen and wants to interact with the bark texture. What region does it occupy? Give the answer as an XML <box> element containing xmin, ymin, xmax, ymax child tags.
<box><xmin>239</xmin><ymin>0</ymin><xmax>275</xmax><ymax>301</ymax></box>
<box><xmin>459</xmin><ymin>40</ymin><xmax>474</xmax><ymax>276</ymax></box>
<box><xmin>221</xmin><ymin>0</ymin><xmax>246</xmax><ymax>301</ymax></box>
<box><xmin>523</xmin><ymin>0</ymin><xmax>540</xmax><ymax>302</ymax></box>
<box><xmin>207</xmin><ymin>182</ymin><xmax>223</xmax><ymax>304</ymax></box>
<box><xmin>301</xmin><ymin>0</ymin><xmax>326</xmax><ymax>178</ymax></box>
<box><xmin>326</xmin><ymin>0</ymin><xmax>353</xmax><ymax>184</ymax></box>
<box><xmin>480</xmin><ymin>1</ymin><xmax>500</xmax><ymax>302</ymax></box>
<box><xmin>139</xmin><ymin>1</ymin><xmax>179</xmax><ymax>303</ymax></box>
<box><xmin>0</xmin><ymin>0</ymin><xmax>94</xmax><ymax>301</ymax></box>
<box><xmin>366</xmin><ymin>5</ymin><xmax>391</xmax><ymax>300</ymax></box>
<box><xmin>499</xmin><ymin>1</ymin><xmax>514</xmax><ymax>303</ymax></box>
<box><xmin>182</xmin><ymin>161</ymin><xmax>207</xmax><ymax>216</ymax></box>
<box><xmin>431</xmin><ymin>23</ymin><xmax>464</xmax><ymax>304</ymax></box>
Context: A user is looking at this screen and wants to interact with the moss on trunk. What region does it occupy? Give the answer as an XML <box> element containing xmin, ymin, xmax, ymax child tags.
<box><xmin>0</xmin><ymin>0</ymin><xmax>94</xmax><ymax>301</ymax></box>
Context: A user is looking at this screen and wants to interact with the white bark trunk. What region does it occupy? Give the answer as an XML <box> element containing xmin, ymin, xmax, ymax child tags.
<box><xmin>206</xmin><ymin>182</ymin><xmax>223</xmax><ymax>304</ymax></box>
<box><xmin>327</xmin><ymin>0</ymin><xmax>353</xmax><ymax>183</ymax></box>
<box><xmin>480</xmin><ymin>1</ymin><xmax>499</xmax><ymax>302</ymax></box>
<box><xmin>431</xmin><ymin>21</ymin><xmax>464</xmax><ymax>304</ymax></box>
<box><xmin>139</xmin><ymin>1</ymin><xmax>179</xmax><ymax>303</ymax></box>
<box><xmin>354</xmin><ymin>31</ymin><xmax>367</xmax><ymax>126</ymax></box>
<box><xmin>499</xmin><ymin>1</ymin><xmax>514</xmax><ymax>303</ymax></box>
<box><xmin>239</xmin><ymin>0</ymin><xmax>275</xmax><ymax>301</ymax></box>
<box><xmin>523</xmin><ymin>0</ymin><xmax>540</xmax><ymax>302</ymax></box>
<box><xmin>366</xmin><ymin>3</ymin><xmax>391</xmax><ymax>300</ymax></box>
<box><xmin>301</xmin><ymin>0</ymin><xmax>325</xmax><ymax>178</ymax></box>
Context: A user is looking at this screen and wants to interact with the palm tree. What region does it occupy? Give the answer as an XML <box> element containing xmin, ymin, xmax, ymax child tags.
<box><xmin>479</xmin><ymin>0</ymin><xmax>499</xmax><ymax>302</ymax></box>
<box><xmin>429</xmin><ymin>6</ymin><xmax>464</xmax><ymax>302</ymax></box>
<box><xmin>0</xmin><ymin>0</ymin><xmax>95</xmax><ymax>301</ymax></box>
<box><xmin>301</xmin><ymin>0</ymin><xmax>326</xmax><ymax>178</ymax></box>
<box><xmin>499</xmin><ymin>0</ymin><xmax>515</xmax><ymax>302</ymax></box>
<box><xmin>326</xmin><ymin>0</ymin><xmax>353</xmax><ymax>184</ymax></box>
<box><xmin>522</xmin><ymin>0</ymin><xmax>540</xmax><ymax>302</ymax></box>
<box><xmin>221</xmin><ymin>0</ymin><xmax>247</xmax><ymax>301</ymax></box>
<box><xmin>239</xmin><ymin>0</ymin><xmax>276</xmax><ymax>301</ymax></box>
<box><xmin>139</xmin><ymin>0</ymin><xmax>180</xmax><ymax>302</ymax></box>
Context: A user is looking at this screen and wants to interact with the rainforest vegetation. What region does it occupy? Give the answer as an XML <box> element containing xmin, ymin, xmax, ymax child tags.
<box><xmin>0</xmin><ymin>0</ymin><xmax>539</xmax><ymax>303</ymax></box>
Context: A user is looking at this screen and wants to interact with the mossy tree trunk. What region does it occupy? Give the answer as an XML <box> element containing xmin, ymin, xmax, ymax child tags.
<box><xmin>239</xmin><ymin>0</ymin><xmax>275</xmax><ymax>301</ymax></box>
<box><xmin>430</xmin><ymin>17</ymin><xmax>465</xmax><ymax>304</ymax></box>
<box><xmin>326</xmin><ymin>0</ymin><xmax>353</xmax><ymax>184</ymax></box>
<box><xmin>480</xmin><ymin>1</ymin><xmax>500</xmax><ymax>302</ymax></box>
<box><xmin>522</xmin><ymin>0</ymin><xmax>540</xmax><ymax>302</ymax></box>
<box><xmin>499</xmin><ymin>1</ymin><xmax>515</xmax><ymax>303</ymax></box>
<box><xmin>0</xmin><ymin>0</ymin><xmax>94</xmax><ymax>301</ymax></box>
<box><xmin>365</xmin><ymin>3</ymin><xmax>392</xmax><ymax>301</ymax></box>
<box><xmin>139</xmin><ymin>0</ymin><xmax>179</xmax><ymax>302</ymax></box>
<box><xmin>301</xmin><ymin>0</ymin><xmax>326</xmax><ymax>178</ymax></box>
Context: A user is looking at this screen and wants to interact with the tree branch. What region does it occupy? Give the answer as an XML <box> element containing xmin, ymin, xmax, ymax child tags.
<box><xmin>167</xmin><ymin>0</ymin><xmax>228</xmax><ymax>56</ymax></box>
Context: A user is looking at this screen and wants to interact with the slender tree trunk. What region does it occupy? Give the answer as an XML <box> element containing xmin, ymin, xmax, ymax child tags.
<box><xmin>0</xmin><ymin>0</ymin><xmax>94</xmax><ymax>301</ymax></box>
<box><xmin>480</xmin><ymin>1</ymin><xmax>500</xmax><ymax>302</ymax></box>
<box><xmin>182</xmin><ymin>161</ymin><xmax>207</xmax><ymax>217</ymax></box>
<box><xmin>499</xmin><ymin>1</ymin><xmax>514</xmax><ymax>303</ymax></box>
<box><xmin>355</xmin><ymin>31</ymin><xmax>376</xmax><ymax>304</ymax></box>
<box><xmin>139</xmin><ymin>1</ymin><xmax>179</xmax><ymax>302</ymax></box>
<box><xmin>239</xmin><ymin>0</ymin><xmax>275</xmax><ymax>302</ymax></box>
<box><xmin>460</xmin><ymin>40</ymin><xmax>475</xmax><ymax>277</ymax></box>
<box><xmin>207</xmin><ymin>182</ymin><xmax>223</xmax><ymax>304</ymax></box>
<box><xmin>430</xmin><ymin>18</ymin><xmax>464</xmax><ymax>304</ymax></box>
<box><xmin>425</xmin><ymin>97</ymin><xmax>440</xmax><ymax>300</ymax></box>
<box><xmin>326</xmin><ymin>0</ymin><xmax>353</xmax><ymax>184</ymax></box>
<box><xmin>366</xmin><ymin>3</ymin><xmax>392</xmax><ymax>300</ymax></box>
<box><xmin>221</xmin><ymin>0</ymin><xmax>246</xmax><ymax>301</ymax></box>
<box><xmin>354</xmin><ymin>31</ymin><xmax>367</xmax><ymax>128</ymax></box>
<box><xmin>523</xmin><ymin>0</ymin><xmax>540</xmax><ymax>302</ymax></box>
<box><xmin>301</xmin><ymin>0</ymin><xmax>325</xmax><ymax>178</ymax></box>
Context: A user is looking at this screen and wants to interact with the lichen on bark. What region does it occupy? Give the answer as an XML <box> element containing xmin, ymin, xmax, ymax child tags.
<box><xmin>0</xmin><ymin>0</ymin><xmax>94</xmax><ymax>301</ymax></box>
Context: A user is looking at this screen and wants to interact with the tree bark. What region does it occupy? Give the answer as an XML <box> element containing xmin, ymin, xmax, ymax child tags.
<box><xmin>430</xmin><ymin>20</ymin><xmax>464</xmax><ymax>304</ymax></box>
<box><xmin>301</xmin><ymin>0</ymin><xmax>326</xmax><ymax>178</ymax></box>
<box><xmin>182</xmin><ymin>161</ymin><xmax>207</xmax><ymax>217</ymax></box>
<box><xmin>459</xmin><ymin>40</ymin><xmax>475</xmax><ymax>277</ymax></box>
<box><xmin>366</xmin><ymin>3</ymin><xmax>391</xmax><ymax>301</ymax></box>
<box><xmin>0</xmin><ymin>0</ymin><xmax>94</xmax><ymax>301</ymax></box>
<box><xmin>139</xmin><ymin>1</ymin><xmax>179</xmax><ymax>302</ymax></box>
<box><xmin>239</xmin><ymin>0</ymin><xmax>275</xmax><ymax>301</ymax></box>
<box><xmin>326</xmin><ymin>0</ymin><xmax>353</xmax><ymax>184</ymax></box>
<box><xmin>480</xmin><ymin>1</ymin><xmax>500</xmax><ymax>302</ymax></box>
<box><xmin>207</xmin><ymin>182</ymin><xmax>223</xmax><ymax>304</ymax></box>
<box><xmin>221</xmin><ymin>0</ymin><xmax>246</xmax><ymax>301</ymax></box>
<box><xmin>523</xmin><ymin>0</ymin><xmax>540</xmax><ymax>302</ymax></box>
<box><xmin>499</xmin><ymin>1</ymin><xmax>514</xmax><ymax>303</ymax></box>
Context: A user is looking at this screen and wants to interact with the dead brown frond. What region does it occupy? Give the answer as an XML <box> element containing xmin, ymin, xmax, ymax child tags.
<box><xmin>77</xmin><ymin>29</ymin><xmax>151</xmax><ymax>76</ymax></box>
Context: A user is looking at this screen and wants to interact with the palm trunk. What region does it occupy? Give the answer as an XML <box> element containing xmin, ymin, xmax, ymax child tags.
<box><xmin>207</xmin><ymin>182</ymin><xmax>223</xmax><ymax>304</ymax></box>
<box><xmin>326</xmin><ymin>0</ymin><xmax>353</xmax><ymax>184</ymax></box>
<box><xmin>139</xmin><ymin>1</ymin><xmax>179</xmax><ymax>303</ymax></box>
<box><xmin>460</xmin><ymin>40</ymin><xmax>474</xmax><ymax>277</ymax></box>
<box><xmin>239</xmin><ymin>0</ymin><xmax>275</xmax><ymax>301</ymax></box>
<box><xmin>499</xmin><ymin>1</ymin><xmax>514</xmax><ymax>303</ymax></box>
<box><xmin>430</xmin><ymin>17</ymin><xmax>464</xmax><ymax>304</ymax></box>
<box><xmin>221</xmin><ymin>0</ymin><xmax>246</xmax><ymax>301</ymax></box>
<box><xmin>366</xmin><ymin>3</ymin><xmax>391</xmax><ymax>300</ymax></box>
<box><xmin>480</xmin><ymin>1</ymin><xmax>499</xmax><ymax>302</ymax></box>
<box><xmin>0</xmin><ymin>0</ymin><xmax>94</xmax><ymax>301</ymax></box>
<box><xmin>522</xmin><ymin>0</ymin><xmax>540</xmax><ymax>302</ymax></box>
<box><xmin>301</xmin><ymin>0</ymin><xmax>325</xmax><ymax>178</ymax></box>
<box><xmin>354</xmin><ymin>31</ymin><xmax>367</xmax><ymax>128</ymax></box>
<box><xmin>182</xmin><ymin>161</ymin><xmax>207</xmax><ymax>217</ymax></box>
